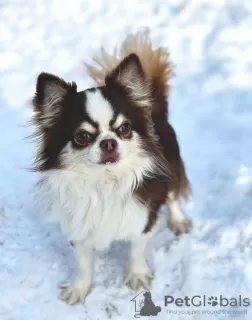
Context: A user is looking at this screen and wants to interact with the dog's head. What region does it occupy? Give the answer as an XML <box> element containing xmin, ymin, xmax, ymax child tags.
<box><xmin>32</xmin><ymin>54</ymin><xmax>166</xmax><ymax>181</ymax></box>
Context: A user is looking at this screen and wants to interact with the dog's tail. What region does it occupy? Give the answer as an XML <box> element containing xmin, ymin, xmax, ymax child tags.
<box><xmin>85</xmin><ymin>28</ymin><xmax>174</xmax><ymax>114</ymax></box>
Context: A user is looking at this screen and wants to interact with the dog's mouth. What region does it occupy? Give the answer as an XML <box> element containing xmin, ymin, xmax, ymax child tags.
<box><xmin>99</xmin><ymin>154</ymin><xmax>119</xmax><ymax>165</ymax></box>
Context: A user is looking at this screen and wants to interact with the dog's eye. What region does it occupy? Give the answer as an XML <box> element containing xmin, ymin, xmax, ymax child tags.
<box><xmin>73</xmin><ymin>130</ymin><xmax>92</xmax><ymax>147</ymax></box>
<box><xmin>117</xmin><ymin>123</ymin><xmax>131</xmax><ymax>136</ymax></box>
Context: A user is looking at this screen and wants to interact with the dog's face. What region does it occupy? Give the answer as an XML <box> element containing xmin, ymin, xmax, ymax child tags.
<box><xmin>32</xmin><ymin>54</ymin><xmax>160</xmax><ymax>175</ymax></box>
<box><xmin>70</xmin><ymin>92</ymin><xmax>136</xmax><ymax>166</ymax></box>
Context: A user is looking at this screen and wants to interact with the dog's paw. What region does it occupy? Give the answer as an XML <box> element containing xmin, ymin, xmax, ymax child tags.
<box><xmin>125</xmin><ymin>269</ymin><xmax>153</xmax><ymax>291</ymax></box>
<box><xmin>59</xmin><ymin>282</ymin><xmax>90</xmax><ymax>305</ymax></box>
<box><xmin>168</xmin><ymin>218</ymin><xmax>192</xmax><ymax>236</ymax></box>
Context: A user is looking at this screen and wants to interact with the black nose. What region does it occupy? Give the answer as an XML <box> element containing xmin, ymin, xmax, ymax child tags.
<box><xmin>100</xmin><ymin>139</ymin><xmax>118</xmax><ymax>152</ymax></box>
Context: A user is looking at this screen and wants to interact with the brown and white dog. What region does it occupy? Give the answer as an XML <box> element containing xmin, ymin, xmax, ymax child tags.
<box><xmin>31</xmin><ymin>29</ymin><xmax>191</xmax><ymax>305</ymax></box>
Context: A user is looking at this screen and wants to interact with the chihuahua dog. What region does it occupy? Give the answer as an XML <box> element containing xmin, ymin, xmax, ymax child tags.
<box><xmin>31</xmin><ymin>29</ymin><xmax>191</xmax><ymax>305</ymax></box>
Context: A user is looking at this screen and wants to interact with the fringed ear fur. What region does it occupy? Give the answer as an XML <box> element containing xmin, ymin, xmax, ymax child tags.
<box><xmin>32</xmin><ymin>72</ymin><xmax>77</xmax><ymax>129</ymax></box>
<box><xmin>105</xmin><ymin>53</ymin><xmax>152</xmax><ymax>108</ymax></box>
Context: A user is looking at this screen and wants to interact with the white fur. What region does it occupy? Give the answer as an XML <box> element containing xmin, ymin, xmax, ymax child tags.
<box><xmin>167</xmin><ymin>192</ymin><xmax>185</xmax><ymax>222</ymax></box>
<box><xmin>38</xmin><ymin>151</ymin><xmax>155</xmax><ymax>250</ymax></box>
<box><xmin>125</xmin><ymin>233</ymin><xmax>153</xmax><ymax>290</ymax></box>
<box><xmin>85</xmin><ymin>90</ymin><xmax>113</xmax><ymax>128</ymax></box>
<box><xmin>79</xmin><ymin>122</ymin><xmax>97</xmax><ymax>134</ymax></box>
<box><xmin>167</xmin><ymin>192</ymin><xmax>192</xmax><ymax>234</ymax></box>
<box><xmin>112</xmin><ymin>114</ymin><xmax>127</xmax><ymax>128</ymax></box>
<box><xmin>59</xmin><ymin>243</ymin><xmax>93</xmax><ymax>304</ymax></box>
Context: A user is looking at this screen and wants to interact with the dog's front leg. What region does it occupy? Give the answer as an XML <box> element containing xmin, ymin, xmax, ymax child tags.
<box><xmin>59</xmin><ymin>242</ymin><xmax>93</xmax><ymax>305</ymax></box>
<box><xmin>125</xmin><ymin>234</ymin><xmax>153</xmax><ymax>291</ymax></box>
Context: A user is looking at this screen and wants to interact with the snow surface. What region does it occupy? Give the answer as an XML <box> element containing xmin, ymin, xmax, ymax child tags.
<box><xmin>1</xmin><ymin>0</ymin><xmax>252</xmax><ymax>319</ymax></box>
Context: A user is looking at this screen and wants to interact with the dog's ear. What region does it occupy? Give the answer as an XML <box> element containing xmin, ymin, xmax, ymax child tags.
<box><xmin>105</xmin><ymin>53</ymin><xmax>151</xmax><ymax>107</ymax></box>
<box><xmin>32</xmin><ymin>72</ymin><xmax>77</xmax><ymax>129</ymax></box>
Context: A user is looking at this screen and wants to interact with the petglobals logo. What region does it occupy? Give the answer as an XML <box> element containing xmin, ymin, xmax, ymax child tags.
<box><xmin>164</xmin><ymin>295</ymin><xmax>250</xmax><ymax>308</ymax></box>
<box><xmin>130</xmin><ymin>292</ymin><xmax>250</xmax><ymax>317</ymax></box>
<box><xmin>131</xmin><ymin>291</ymin><xmax>162</xmax><ymax>318</ymax></box>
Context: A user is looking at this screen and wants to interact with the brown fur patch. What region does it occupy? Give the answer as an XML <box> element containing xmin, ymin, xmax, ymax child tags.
<box><xmin>85</xmin><ymin>28</ymin><xmax>174</xmax><ymax>114</ymax></box>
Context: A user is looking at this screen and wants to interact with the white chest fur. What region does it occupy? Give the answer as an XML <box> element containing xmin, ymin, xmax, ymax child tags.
<box><xmin>40</xmin><ymin>169</ymin><xmax>149</xmax><ymax>249</ymax></box>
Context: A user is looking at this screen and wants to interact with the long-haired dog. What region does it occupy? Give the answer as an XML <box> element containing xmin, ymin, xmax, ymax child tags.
<box><xmin>31</xmin><ymin>29</ymin><xmax>191</xmax><ymax>305</ymax></box>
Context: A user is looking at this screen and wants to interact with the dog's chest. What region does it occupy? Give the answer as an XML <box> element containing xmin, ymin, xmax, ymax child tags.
<box><xmin>49</xmin><ymin>175</ymin><xmax>149</xmax><ymax>249</ymax></box>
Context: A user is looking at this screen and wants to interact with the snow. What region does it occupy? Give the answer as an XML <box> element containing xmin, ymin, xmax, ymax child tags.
<box><xmin>1</xmin><ymin>0</ymin><xmax>252</xmax><ymax>319</ymax></box>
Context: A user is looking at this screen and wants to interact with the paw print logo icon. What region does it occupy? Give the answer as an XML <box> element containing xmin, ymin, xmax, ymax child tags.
<box><xmin>208</xmin><ymin>296</ymin><xmax>218</xmax><ymax>307</ymax></box>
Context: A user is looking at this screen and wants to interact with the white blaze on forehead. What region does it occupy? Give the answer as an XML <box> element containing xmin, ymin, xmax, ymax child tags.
<box><xmin>85</xmin><ymin>90</ymin><xmax>114</xmax><ymax>130</ymax></box>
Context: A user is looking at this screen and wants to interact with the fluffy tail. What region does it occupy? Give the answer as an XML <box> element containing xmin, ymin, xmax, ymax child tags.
<box><xmin>85</xmin><ymin>28</ymin><xmax>174</xmax><ymax>113</ymax></box>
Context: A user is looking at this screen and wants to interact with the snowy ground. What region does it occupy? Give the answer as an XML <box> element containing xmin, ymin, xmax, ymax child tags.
<box><xmin>1</xmin><ymin>0</ymin><xmax>252</xmax><ymax>319</ymax></box>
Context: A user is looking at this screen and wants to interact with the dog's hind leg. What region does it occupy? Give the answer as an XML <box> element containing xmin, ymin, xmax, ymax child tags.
<box><xmin>167</xmin><ymin>192</ymin><xmax>192</xmax><ymax>236</ymax></box>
